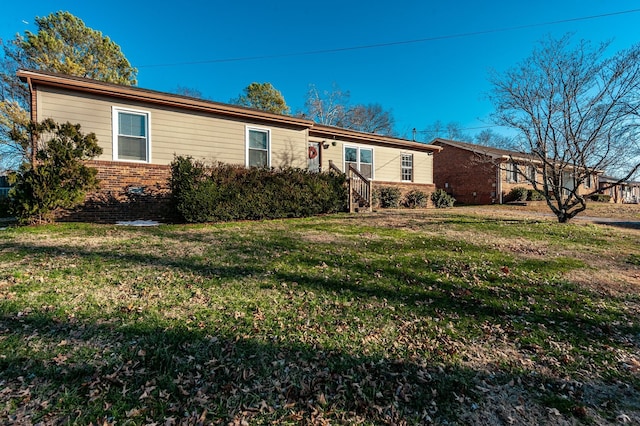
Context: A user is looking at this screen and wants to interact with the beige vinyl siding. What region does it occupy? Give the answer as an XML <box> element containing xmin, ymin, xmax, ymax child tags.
<box><xmin>374</xmin><ymin>146</ymin><xmax>433</xmax><ymax>184</ymax></box>
<box><xmin>316</xmin><ymin>138</ymin><xmax>343</xmax><ymax>171</ymax></box>
<box><xmin>270</xmin><ymin>129</ymin><xmax>308</xmax><ymax>169</ymax></box>
<box><xmin>37</xmin><ymin>86</ymin><xmax>307</xmax><ymax>166</ymax></box>
<box><xmin>317</xmin><ymin>138</ymin><xmax>434</xmax><ymax>184</ymax></box>
<box><xmin>373</xmin><ymin>147</ymin><xmax>399</xmax><ymax>181</ymax></box>
<box><xmin>413</xmin><ymin>151</ymin><xmax>434</xmax><ymax>184</ymax></box>
<box><xmin>37</xmin><ymin>86</ymin><xmax>114</xmax><ymax>159</ymax></box>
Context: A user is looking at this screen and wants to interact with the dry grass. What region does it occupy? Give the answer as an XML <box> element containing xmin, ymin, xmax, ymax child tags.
<box><xmin>0</xmin><ymin>206</ymin><xmax>639</xmax><ymax>425</ymax></box>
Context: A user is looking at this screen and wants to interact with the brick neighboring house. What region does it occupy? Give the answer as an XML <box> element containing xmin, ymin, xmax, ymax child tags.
<box><xmin>598</xmin><ymin>176</ymin><xmax>640</xmax><ymax>203</ymax></box>
<box><xmin>431</xmin><ymin>138</ymin><xmax>598</xmax><ymax>205</ymax></box>
<box><xmin>17</xmin><ymin>69</ymin><xmax>442</xmax><ymax>222</ymax></box>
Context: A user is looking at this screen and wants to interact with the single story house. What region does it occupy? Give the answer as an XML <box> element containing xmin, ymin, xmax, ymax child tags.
<box><xmin>431</xmin><ymin>138</ymin><xmax>598</xmax><ymax>205</ymax></box>
<box><xmin>598</xmin><ymin>176</ymin><xmax>640</xmax><ymax>203</ymax></box>
<box><xmin>17</xmin><ymin>69</ymin><xmax>441</xmax><ymax>221</ymax></box>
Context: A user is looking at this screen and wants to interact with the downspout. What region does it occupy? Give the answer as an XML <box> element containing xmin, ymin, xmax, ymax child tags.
<box><xmin>497</xmin><ymin>163</ymin><xmax>502</xmax><ymax>204</ymax></box>
<box><xmin>25</xmin><ymin>76</ymin><xmax>37</xmax><ymax>167</ymax></box>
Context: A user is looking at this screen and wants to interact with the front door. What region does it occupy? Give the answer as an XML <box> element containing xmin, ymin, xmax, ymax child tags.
<box><xmin>308</xmin><ymin>142</ymin><xmax>320</xmax><ymax>172</ymax></box>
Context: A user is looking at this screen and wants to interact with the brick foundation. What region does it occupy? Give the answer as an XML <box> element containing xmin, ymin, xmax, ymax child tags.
<box><xmin>57</xmin><ymin>162</ymin><xmax>437</xmax><ymax>222</ymax></box>
<box><xmin>56</xmin><ymin>161</ymin><xmax>179</xmax><ymax>223</ymax></box>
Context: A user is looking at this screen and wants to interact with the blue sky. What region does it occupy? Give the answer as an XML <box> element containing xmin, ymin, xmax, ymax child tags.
<box><xmin>1</xmin><ymin>1</ymin><xmax>639</xmax><ymax>141</ymax></box>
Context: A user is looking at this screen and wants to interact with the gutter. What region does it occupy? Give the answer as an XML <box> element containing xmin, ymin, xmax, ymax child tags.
<box><xmin>17</xmin><ymin>69</ymin><xmax>313</xmax><ymax>129</ymax></box>
<box><xmin>23</xmin><ymin>75</ymin><xmax>37</xmax><ymax>166</ymax></box>
<box><xmin>497</xmin><ymin>164</ymin><xmax>502</xmax><ymax>204</ymax></box>
<box><xmin>17</xmin><ymin>68</ymin><xmax>442</xmax><ymax>154</ymax></box>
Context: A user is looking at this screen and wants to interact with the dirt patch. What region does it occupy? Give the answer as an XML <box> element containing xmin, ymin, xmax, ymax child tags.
<box><xmin>458</xmin><ymin>203</ymin><xmax>640</xmax><ymax>222</ymax></box>
<box><xmin>566</xmin><ymin>268</ymin><xmax>640</xmax><ymax>298</ymax></box>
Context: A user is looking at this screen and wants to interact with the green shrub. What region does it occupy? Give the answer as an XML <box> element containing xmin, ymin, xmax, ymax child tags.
<box><xmin>507</xmin><ymin>186</ymin><xmax>528</xmax><ymax>202</ymax></box>
<box><xmin>589</xmin><ymin>194</ymin><xmax>612</xmax><ymax>203</ymax></box>
<box><xmin>431</xmin><ymin>189</ymin><xmax>456</xmax><ymax>208</ymax></box>
<box><xmin>375</xmin><ymin>186</ymin><xmax>401</xmax><ymax>208</ymax></box>
<box><xmin>170</xmin><ymin>156</ymin><xmax>347</xmax><ymax>223</ymax></box>
<box><xmin>527</xmin><ymin>189</ymin><xmax>546</xmax><ymax>201</ymax></box>
<box><xmin>169</xmin><ymin>156</ymin><xmax>209</xmax><ymax>220</ymax></box>
<box><xmin>403</xmin><ymin>189</ymin><xmax>428</xmax><ymax>208</ymax></box>
<box><xmin>9</xmin><ymin>120</ymin><xmax>102</xmax><ymax>224</ymax></box>
<box><xmin>0</xmin><ymin>197</ymin><xmax>10</xmax><ymax>218</ymax></box>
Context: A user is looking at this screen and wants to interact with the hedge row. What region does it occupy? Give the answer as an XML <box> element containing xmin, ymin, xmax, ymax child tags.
<box><xmin>508</xmin><ymin>187</ymin><xmax>616</xmax><ymax>203</ymax></box>
<box><xmin>373</xmin><ymin>186</ymin><xmax>454</xmax><ymax>209</ymax></box>
<box><xmin>170</xmin><ymin>156</ymin><xmax>347</xmax><ymax>223</ymax></box>
<box><xmin>589</xmin><ymin>194</ymin><xmax>612</xmax><ymax>202</ymax></box>
<box><xmin>507</xmin><ymin>186</ymin><xmax>546</xmax><ymax>202</ymax></box>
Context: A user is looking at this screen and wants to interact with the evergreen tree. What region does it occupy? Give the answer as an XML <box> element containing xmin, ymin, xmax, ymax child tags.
<box><xmin>0</xmin><ymin>11</ymin><xmax>136</xmax><ymax>168</ymax></box>
<box><xmin>232</xmin><ymin>82</ymin><xmax>290</xmax><ymax>115</ymax></box>
<box><xmin>9</xmin><ymin>119</ymin><xmax>102</xmax><ymax>224</ymax></box>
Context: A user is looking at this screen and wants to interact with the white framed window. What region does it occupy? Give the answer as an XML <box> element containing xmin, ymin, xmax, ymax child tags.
<box><xmin>344</xmin><ymin>146</ymin><xmax>373</xmax><ymax>179</ymax></box>
<box><xmin>246</xmin><ymin>127</ymin><xmax>270</xmax><ymax>168</ymax></box>
<box><xmin>508</xmin><ymin>162</ymin><xmax>519</xmax><ymax>183</ymax></box>
<box><xmin>584</xmin><ymin>173</ymin><xmax>592</xmax><ymax>189</ymax></box>
<box><xmin>112</xmin><ymin>107</ymin><xmax>150</xmax><ymax>162</ymax></box>
<box><xmin>401</xmin><ymin>153</ymin><xmax>413</xmax><ymax>182</ymax></box>
<box><xmin>527</xmin><ymin>165</ymin><xmax>536</xmax><ymax>182</ymax></box>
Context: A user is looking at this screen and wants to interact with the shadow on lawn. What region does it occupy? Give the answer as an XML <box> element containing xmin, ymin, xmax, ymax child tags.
<box><xmin>1</xmin><ymin>228</ymin><xmax>635</xmax><ymax>350</ymax></box>
<box><xmin>592</xmin><ymin>220</ymin><xmax>640</xmax><ymax>230</ymax></box>
<box><xmin>0</xmin><ymin>310</ymin><xmax>477</xmax><ymax>424</ymax></box>
<box><xmin>2</xmin><ymin>305</ymin><xmax>636</xmax><ymax>425</ymax></box>
<box><xmin>1</xmin><ymin>227</ymin><xmax>638</xmax><ymax>423</ymax></box>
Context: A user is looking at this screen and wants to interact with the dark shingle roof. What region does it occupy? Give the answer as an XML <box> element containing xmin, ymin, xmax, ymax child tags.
<box><xmin>430</xmin><ymin>138</ymin><xmax>526</xmax><ymax>159</ymax></box>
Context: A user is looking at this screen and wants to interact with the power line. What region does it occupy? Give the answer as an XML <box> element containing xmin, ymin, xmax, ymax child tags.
<box><xmin>137</xmin><ymin>8</ymin><xmax>640</xmax><ymax>68</ymax></box>
<box><xmin>417</xmin><ymin>125</ymin><xmax>499</xmax><ymax>134</ymax></box>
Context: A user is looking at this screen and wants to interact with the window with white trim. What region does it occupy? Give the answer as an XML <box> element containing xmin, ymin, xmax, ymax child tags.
<box><xmin>508</xmin><ymin>162</ymin><xmax>519</xmax><ymax>183</ymax></box>
<box><xmin>401</xmin><ymin>153</ymin><xmax>413</xmax><ymax>182</ymax></box>
<box><xmin>345</xmin><ymin>146</ymin><xmax>373</xmax><ymax>179</ymax></box>
<box><xmin>113</xmin><ymin>107</ymin><xmax>150</xmax><ymax>162</ymax></box>
<box><xmin>246</xmin><ymin>127</ymin><xmax>270</xmax><ymax>168</ymax></box>
<box><xmin>527</xmin><ymin>165</ymin><xmax>536</xmax><ymax>182</ymax></box>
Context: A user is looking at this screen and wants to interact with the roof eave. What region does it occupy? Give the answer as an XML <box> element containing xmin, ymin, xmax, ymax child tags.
<box><xmin>311</xmin><ymin>124</ymin><xmax>442</xmax><ymax>153</ymax></box>
<box><xmin>17</xmin><ymin>69</ymin><xmax>314</xmax><ymax>128</ymax></box>
<box><xmin>18</xmin><ymin>69</ymin><xmax>443</xmax><ymax>153</ymax></box>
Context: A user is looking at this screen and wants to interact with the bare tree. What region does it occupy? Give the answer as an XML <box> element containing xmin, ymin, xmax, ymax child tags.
<box><xmin>302</xmin><ymin>84</ymin><xmax>396</xmax><ymax>135</ymax></box>
<box><xmin>340</xmin><ymin>103</ymin><xmax>395</xmax><ymax>135</ymax></box>
<box><xmin>302</xmin><ymin>83</ymin><xmax>350</xmax><ymax>126</ymax></box>
<box><xmin>474</xmin><ymin>129</ymin><xmax>514</xmax><ymax>149</ymax></box>
<box><xmin>422</xmin><ymin>121</ymin><xmax>473</xmax><ymax>142</ymax></box>
<box><xmin>489</xmin><ymin>35</ymin><xmax>640</xmax><ymax>222</ymax></box>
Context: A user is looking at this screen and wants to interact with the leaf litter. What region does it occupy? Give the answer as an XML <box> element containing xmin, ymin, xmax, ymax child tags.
<box><xmin>0</xmin><ymin>208</ymin><xmax>639</xmax><ymax>424</ymax></box>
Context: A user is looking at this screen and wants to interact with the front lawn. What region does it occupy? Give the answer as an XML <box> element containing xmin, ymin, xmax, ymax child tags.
<box><xmin>0</xmin><ymin>210</ymin><xmax>638</xmax><ymax>424</ymax></box>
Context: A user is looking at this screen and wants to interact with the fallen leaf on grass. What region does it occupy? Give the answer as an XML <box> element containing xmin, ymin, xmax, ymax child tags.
<box><xmin>617</xmin><ymin>413</ymin><xmax>632</xmax><ymax>423</ymax></box>
<box><xmin>317</xmin><ymin>392</ymin><xmax>327</xmax><ymax>406</ymax></box>
<box><xmin>139</xmin><ymin>385</ymin><xmax>156</xmax><ymax>400</ymax></box>
<box><xmin>126</xmin><ymin>408</ymin><xmax>144</xmax><ymax>418</ymax></box>
<box><xmin>253</xmin><ymin>308</ymin><xmax>265</xmax><ymax>321</ymax></box>
<box><xmin>547</xmin><ymin>407</ymin><xmax>561</xmax><ymax>416</ymax></box>
<box><xmin>52</xmin><ymin>354</ymin><xmax>68</xmax><ymax>365</ymax></box>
